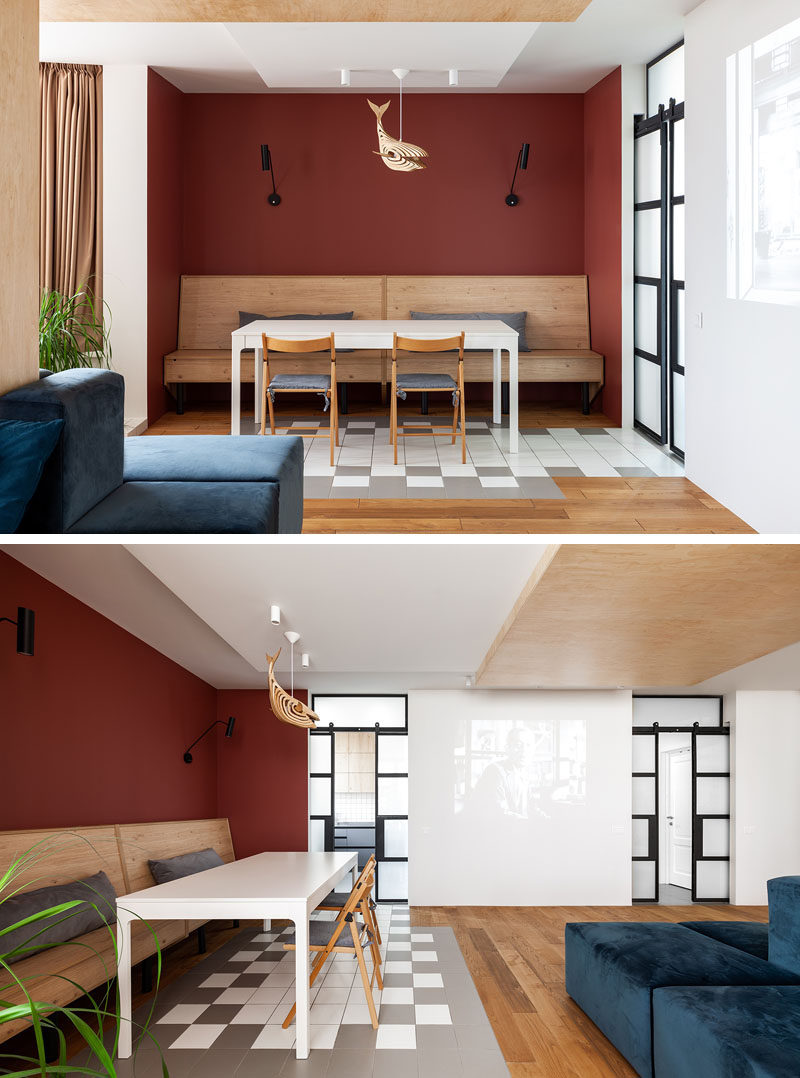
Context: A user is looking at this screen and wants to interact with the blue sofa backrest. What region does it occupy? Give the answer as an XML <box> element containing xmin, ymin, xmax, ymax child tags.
<box><xmin>769</xmin><ymin>876</ymin><xmax>800</xmax><ymax>976</ymax></box>
<box><xmin>0</xmin><ymin>369</ymin><xmax>124</xmax><ymax>532</ymax></box>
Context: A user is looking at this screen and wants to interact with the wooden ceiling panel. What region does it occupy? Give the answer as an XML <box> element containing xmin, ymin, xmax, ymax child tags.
<box><xmin>477</xmin><ymin>544</ymin><xmax>800</xmax><ymax>689</ymax></box>
<box><xmin>40</xmin><ymin>0</ymin><xmax>591</xmax><ymax>22</ymax></box>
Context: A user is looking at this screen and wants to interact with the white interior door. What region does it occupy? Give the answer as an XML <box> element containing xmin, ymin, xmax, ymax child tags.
<box><xmin>666</xmin><ymin>748</ymin><xmax>692</xmax><ymax>889</ymax></box>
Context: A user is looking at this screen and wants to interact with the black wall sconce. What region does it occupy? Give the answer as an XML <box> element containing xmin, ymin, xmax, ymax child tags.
<box><xmin>1</xmin><ymin>607</ymin><xmax>35</xmax><ymax>656</ymax></box>
<box><xmin>183</xmin><ymin>716</ymin><xmax>236</xmax><ymax>763</ymax></box>
<box><xmin>260</xmin><ymin>144</ymin><xmax>281</xmax><ymax>206</ymax></box>
<box><xmin>505</xmin><ymin>142</ymin><xmax>530</xmax><ymax>207</ymax></box>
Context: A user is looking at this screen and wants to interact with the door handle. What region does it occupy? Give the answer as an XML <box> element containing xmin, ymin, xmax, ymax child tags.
<box><xmin>666</xmin><ymin>816</ymin><xmax>674</xmax><ymax>820</ymax></box>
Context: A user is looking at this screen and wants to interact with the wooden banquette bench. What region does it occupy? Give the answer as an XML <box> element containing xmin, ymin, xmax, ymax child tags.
<box><xmin>0</xmin><ymin>818</ymin><xmax>235</xmax><ymax>1045</ymax></box>
<box><xmin>164</xmin><ymin>274</ymin><xmax>604</xmax><ymax>415</ymax></box>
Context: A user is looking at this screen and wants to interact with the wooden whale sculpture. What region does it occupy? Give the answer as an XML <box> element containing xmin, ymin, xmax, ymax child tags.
<box><xmin>368</xmin><ymin>100</ymin><xmax>428</xmax><ymax>172</ymax></box>
<box><xmin>266</xmin><ymin>649</ymin><xmax>319</xmax><ymax>729</ymax></box>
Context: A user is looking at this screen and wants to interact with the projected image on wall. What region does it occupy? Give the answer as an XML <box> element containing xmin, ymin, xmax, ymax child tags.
<box><xmin>454</xmin><ymin>717</ymin><xmax>586</xmax><ymax>821</ymax></box>
<box><xmin>727</xmin><ymin>17</ymin><xmax>800</xmax><ymax>305</ymax></box>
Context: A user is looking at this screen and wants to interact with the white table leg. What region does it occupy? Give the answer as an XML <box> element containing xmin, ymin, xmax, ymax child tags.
<box><xmin>352</xmin><ymin>862</ymin><xmax>359</xmax><ymax>886</ymax></box>
<box><xmin>254</xmin><ymin>345</ymin><xmax>264</xmax><ymax>434</ymax></box>
<box><xmin>294</xmin><ymin>907</ymin><xmax>310</xmax><ymax>1059</ymax></box>
<box><xmin>509</xmin><ymin>342</ymin><xmax>519</xmax><ymax>453</ymax></box>
<box><xmin>263</xmin><ymin>919</ymin><xmax>272</xmax><ymax>932</ymax></box>
<box><xmin>231</xmin><ymin>342</ymin><xmax>242</xmax><ymax>436</ymax></box>
<box><xmin>492</xmin><ymin>348</ymin><xmax>501</xmax><ymax>425</ymax></box>
<box><xmin>117</xmin><ymin>913</ymin><xmax>133</xmax><ymax>1058</ymax></box>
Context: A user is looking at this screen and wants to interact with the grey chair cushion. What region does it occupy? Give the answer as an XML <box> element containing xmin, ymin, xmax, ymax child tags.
<box><xmin>148</xmin><ymin>847</ymin><xmax>224</xmax><ymax>885</ymax></box>
<box><xmin>0</xmin><ymin>870</ymin><xmax>117</xmax><ymax>964</ymax></box>
<box><xmin>268</xmin><ymin>373</ymin><xmax>331</xmax><ymax>412</ymax></box>
<box><xmin>410</xmin><ymin>309</ymin><xmax>529</xmax><ymax>350</ymax></box>
<box><xmin>283</xmin><ymin>918</ymin><xmax>373</xmax><ymax>949</ymax></box>
<box><xmin>318</xmin><ymin>890</ymin><xmax>348</xmax><ymax>907</ymax></box>
<box><xmin>396</xmin><ymin>372</ymin><xmax>459</xmax><ymax>406</ymax></box>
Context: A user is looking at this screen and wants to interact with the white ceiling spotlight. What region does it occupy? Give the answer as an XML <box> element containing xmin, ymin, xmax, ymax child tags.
<box><xmin>301</xmin><ymin>653</ymin><xmax>310</xmax><ymax>668</ymax></box>
<box><xmin>340</xmin><ymin>68</ymin><xmax>350</xmax><ymax>87</ymax></box>
<box><xmin>449</xmin><ymin>69</ymin><xmax>459</xmax><ymax>87</ymax></box>
<box><xmin>465</xmin><ymin>676</ymin><xmax>472</xmax><ymax>688</ymax></box>
<box><xmin>270</xmin><ymin>604</ymin><xmax>280</xmax><ymax>626</ymax></box>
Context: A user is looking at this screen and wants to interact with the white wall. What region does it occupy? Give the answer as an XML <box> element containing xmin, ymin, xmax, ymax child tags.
<box><xmin>730</xmin><ymin>690</ymin><xmax>800</xmax><ymax>904</ymax></box>
<box><xmin>621</xmin><ymin>64</ymin><xmax>646</xmax><ymax>430</ymax></box>
<box><xmin>103</xmin><ymin>66</ymin><xmax>148</xmax><ymax>428</ymax></box>
<box><xmin>684</xmin><ymin>0</ymin><xmax>800</xmax><ymax>533</ymax></box>
<box><xmin>408</xmin><ymin>689</ymin><xmax>632</xmax><ymax>906</ymax></box>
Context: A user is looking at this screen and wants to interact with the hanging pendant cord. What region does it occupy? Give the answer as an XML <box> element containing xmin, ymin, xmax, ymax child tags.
<box><xmin>290</xmin><ymin>640</ymin><xmax>294</xmax><ymax>696</ymax></box>
<box><xmin>399</xmin><ymin>77</ymin><xmax>403</xmax><ymax>142</ymax></box>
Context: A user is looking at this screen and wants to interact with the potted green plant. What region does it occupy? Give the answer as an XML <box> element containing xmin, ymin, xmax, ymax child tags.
<box><xmin>0</xmin><ymin>841</ymin><xmax>167</xmax><ymax>1077</ymax></box>
<box><xmin>39</xmin><ymin>288</ymin><xmax>112</xmax><ymax>373</ymax></box>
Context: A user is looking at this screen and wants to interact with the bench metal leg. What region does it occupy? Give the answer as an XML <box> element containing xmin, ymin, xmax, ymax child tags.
<box><xmin>176</xmin><ymin>383</ymin><xmax>185</xmax><ymax>415</ymax></box>
<box><xmin>197</xmin><ymin>926</ymin><xmax>206</xmax><ymax>954</ymax></box>
<box><xmin>141</xmin><ymin>956</ymin><xmax>153</xmax><ymax>994</ymax></box>
<box><xmin>581</xmin><ymin>382</ymin><xmax>590</xmax><ymax>416</ymax></box>
<box><xmin>233</xmin><ymin>919</ymin><xmax>240</xmax><ymax>928</ymax></box>
<box><xmin>501</xmin><ymin>383</ymin><xmax>509</xmax><ymax>416</ymax></box>
<box><xmin>338</xmin><ymin>383</ymin><xmax>348</xmax><ymax>415</ymax></box>
<box><xmin>421</xmin><ymin>392</ymin><xmax>429</xmax><ymax>415</ymax></box>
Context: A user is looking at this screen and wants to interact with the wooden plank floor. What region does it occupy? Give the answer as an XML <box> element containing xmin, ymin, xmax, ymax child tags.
<box><xmin>145</xmin><ymin>403</ymin><xmax>753</xmax><ymax>534</ymax></box>
<box><xmin>411</xmin><ymin>903</ymin><xmax>769</xmax><ymax>1077</ymax></box>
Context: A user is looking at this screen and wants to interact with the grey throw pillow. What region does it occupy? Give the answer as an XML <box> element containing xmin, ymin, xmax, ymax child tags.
<box><xmin>238</xmin><ymin>311</ymin><xmax>355</xmax><ymax>352</ymax></box>
<box><xmin>0</xmin><ymin>870</ymin><xmax>117</xmax><ymax>964</ymax></box>
<box><xmin>409</xmin><ymin>310</ymin><xmax>530</xmax><ymax>351</ymax></box>
<box><xmin>148</xmin><ymin>847</ymin><xmax>225</xmax><ymax>885</ymax></box>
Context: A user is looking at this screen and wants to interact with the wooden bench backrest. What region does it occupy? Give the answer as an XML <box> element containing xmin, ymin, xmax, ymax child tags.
<box><xmin>178</xmin><ymin>276</ymin><xmax>386</xmax><ymax>350</ymax></box>
<box><xmin>385</xmin><ymin>275</ymin><xmax>592</xmax><ymax>350</ymax></box>
<box><xmin>0</xmin><ymin>826</ymin><xmax>127</xmax><ymax>897</ymax></box>
<box><xmin>116</xmin><ymin>818</ymin><xmax>235</xmax><ymax>894</ymax></box>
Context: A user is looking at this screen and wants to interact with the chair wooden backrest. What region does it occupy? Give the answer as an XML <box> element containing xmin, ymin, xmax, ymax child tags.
<box><xmin>262</xmin><ymin>333</ymin><xmax>336</xmax><ymax>385</ymax></box>
<box><xmin>393</xmin><ymin>332</ymin><xmax>465</xmax><ymax>359</ymax></box>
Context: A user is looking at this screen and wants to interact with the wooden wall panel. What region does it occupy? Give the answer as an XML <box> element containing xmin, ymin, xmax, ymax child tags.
<box><xmin>117</xmin><ymin>818</ymin><xmax>235</xmax><ymax>893</ymax></box>
<box><xmin>0</xmin><ymin>826</ymin><xmax>127</xmax><ymax>897</ymax></box>
<box><xmin>0</xmin><ymin>0</ymin><xmax>39</xmax><ymax>397</ymax></box>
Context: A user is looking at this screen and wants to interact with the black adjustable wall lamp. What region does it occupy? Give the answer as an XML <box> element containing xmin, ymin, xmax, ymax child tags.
<box><xmin>260</xmin><ymin>144</ymin><xmax>281</xmax><ymax>206</ymax></box>
<box><xmin>183</xmin><ymin>716</ymin><xmax>236</xmax><ymax>763</ymax></box>
<box><xmin>505</xmin><ymin>142</ymin><xmax>530</xmax><ymax>207</ymax></box>
<box><xmin>1</xmin><ymin>607</ymin><xmax>35</xmax><ymax>656</ymax></box>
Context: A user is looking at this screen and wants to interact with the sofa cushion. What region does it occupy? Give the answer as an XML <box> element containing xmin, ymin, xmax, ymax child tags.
<box><xmin>239</xmin><ymin>310</ymin><xmax>354</xmax><ymax>352</ymax></box>
<box><xmin>0</xmin><ymin>418</ymin><xmax>64</xmax><ymax>533</ymax></box>
<box><xmin>148</xmin><ymin>848</ymin><xmax>224</xmax><ymax>885</ymax></box>
<box><xmin>0</xmin><ymin>871</ymin><xmax>117</xmax><ymax>964</ymax></box>
<box><xmin>67</xmin><ymin>481</ymin><xmax>285</xmax><ymax>534</ymax></box>
<box><xmin>653</xmin><ymin>986</ymin><xmax>800</xmax><ymax>1078</ymax></box>
<box><xmin>410</xmin><ymin>310</ymin><xmax>530</xmax><ymax>351</ymax></box>
<box><xmin>565</xmin><ymin>922</ymin><xmax>800</xmax><ymax>1078</ymax></box>
<box><xmin>0</xmin><ymin>369</ymin><xmax>124</xmax><ymax>532</ymax></box>
<box><xmin>680</xmin><ymin>921</ymin><xmax>769</xmax><ymax>961</ymax></box>
<box><xmin>769</xmin><ymin>876</ymin><xmax>800</xmax><ymax>976</ymax></box>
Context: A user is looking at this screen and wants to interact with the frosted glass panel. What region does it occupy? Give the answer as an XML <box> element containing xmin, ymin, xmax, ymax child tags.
<box><xmin>379</xmin><ymin>860</ymin><xmax>408</xmax><ymax>901</ymax></box>
<box><xmin>696</xmin><ymin>736</ymin><xmax>730</xmax><ymax>774</ymax></box>
<box><xmin>384</xmin><ymin>819</ymin><xmax>409</xmax><ymax>858</ymax></box>
<box><xmin>378</xmin><ymin>776</ymin><xmax>408</xmax><ymax>816</ymax></box>
<box><xmin>671</xmin><ymin>371</ymin><xmax>685</xmax><ymax>454</ymax></box>
<box><xmin>696</xmin><ymin>776</ymin><xmax>730</xmax><ymax>815</ymax></box>
<box><xmin>310</xmin><ymin>776</ymin><xmax>332</xmax><ymax>816</ymax></box>
<box><xmin>648</xmin><ymin>46</ymin><xmax>685</xmax><ymax>114</ymax></box>
<box><xmin>632</xmin><ymin>860</ymin><xmax>656</xmax><ymax>900</ymax></box>
<box><xmin>632</xmin><ymin>818</ymin><xmax>651</xmax><ymax>858</ymax></box>
<box><xmin>636</xmin><ymin>130</ymin><xmax>662</xmax><ymax>203</ymax></box>
<box><xmin>635</xmin><ymin>284</ymin><xmax>658</xmax><ymax>355</ymax></box>
<box><xmin>673</xmin><ymin>119</ymin><xmax>685</xmax><ymax>198</ymax></box>
<box><xmin>635</xmin><ymin>355</ymin><xmax>662</xmax><ymax>437</ymax></box>
<box><xmin>309</xmin><ymin>818</ymin><xmax>325</xmax><ymax>852</ymax></box>
<box><xmin>309</xmin><ymin>734</ymin><xmax>332</xmax><ymax>774</ymax></box>
<box><xmin>378</xmin><ymin>736</ymin><xmax>408</xmax><ymax>774</ymax></box>
<box><xmin>636</xmin><ymin>208</ymin><xmax>661</xmax><ymax>279</ymax></box>
<box><xmin>633</xmin><ymin>735</ymin><xmax>656</xmax><ymax>773</ymax></box>
<box><xmin>633</xmin><ymin>776</ymin><xmax>656</xmax><ymax>816</ymax></box>
<box><xmin>696</xmin><ymin>860</ymin><xmax>729</xmax><ymax>900</ymax></box>
<box><xmin>633</xmin><ymin>697</ymin><xmax>720</xmax><ymax>727</ymax></box>
<box><xmin>703</xmin><ymin>818</ymin><xmax>730</xmax><ymax>858</ymax></box>
<box><xmin>673</xmin><ymin>203</ymin><xmax>686</xmax><ymax>280</ymax></box>
<box><xmin>314</xmin><ymin>696</ymin><xmax>406</xmax><ymax>729</ymax></box>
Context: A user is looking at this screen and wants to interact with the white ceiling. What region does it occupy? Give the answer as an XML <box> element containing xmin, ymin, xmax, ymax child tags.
<box><xmin>39</xmin><ymin>0</ymin><xmax>704</xmax><ymax>93</ymax></box>
<box><xmin>2</xmin><ymin>543</ymin><xmax>545</xmax><ymax>690</ymax></box>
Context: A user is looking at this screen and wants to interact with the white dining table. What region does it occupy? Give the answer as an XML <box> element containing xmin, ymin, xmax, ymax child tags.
<box><xmin>230</xmin><ymin>318</ymin><xmax>521</xmax><ymax>453</ymax></box>
<box><xmin>116</xmin><ymin>850</ymin><xmax>358</xmax><ymax>1061</ymax></box>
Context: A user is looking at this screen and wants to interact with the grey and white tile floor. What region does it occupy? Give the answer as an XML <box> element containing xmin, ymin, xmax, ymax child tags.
<box><xmin>75</xmin><ymin>905</ymin><xmax>508</xmax><ymax>1077</ymax></box>
<box><xmin>244</xmin><ymin>417</ymin><xmax>684</xmax><ymax>500</ymax></box>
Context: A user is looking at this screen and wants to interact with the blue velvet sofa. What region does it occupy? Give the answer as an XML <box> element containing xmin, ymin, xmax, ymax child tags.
<box><xmin>0</xmin><ymin>369</ymin><xmax>303</xmax><ymax>533</ymax></box>
<box><xmin>565</xmin><ymin>876</ymin><xmax>800</xmax><ymax>1077</ymax></box>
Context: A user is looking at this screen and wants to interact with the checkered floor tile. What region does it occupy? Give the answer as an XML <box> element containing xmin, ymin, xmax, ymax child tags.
<box><xmin>240</xmin><ymin>416</ymin><xmax>684</xmax><ymax>500</ymax></box>
<box><xmin>74</xmin><ymin>905</ymin><xmax>508</xmax><ymax>1076</ymax></box>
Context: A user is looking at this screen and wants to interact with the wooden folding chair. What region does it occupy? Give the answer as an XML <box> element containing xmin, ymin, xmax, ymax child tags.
<box><xmin>282</xmin><ymin>863</ymin><xmax>383</xmax><ymax>1030</ymax></box>
<box><xmin>391</xmin><ymin>331</ymin><xmax>467</xmax><ymax>465</ymax></box>
<box><xmin>316</xmin><ymin>854</ymin><xmax>382</xmax><ymax>945</ymax></box>
<box><xmin>261</xmin><ymin>333</ymin><xmax>339</xmax><ymax>466</ymax></box>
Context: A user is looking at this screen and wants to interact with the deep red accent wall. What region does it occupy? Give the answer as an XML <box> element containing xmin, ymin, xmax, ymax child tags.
<box><xmin>147</xmin><ymin>70</ymin><xmax>184</xmax><ymax>425</ymax></box>
<box><xmin>215</xmin><ymin>690</ymin><xmax>308</xmax><ymax>859</ymax></box>
<box><xmin>180</xmin><ymin>93</ymin><xmax>585</xmax><ymax>276</ymax></box>
<box><xmin>0</xmin><ymin>552</ymin><xmax>218</xmax><ymax>831</ymax></box>
<box><xmin>584</xmin><ymin>68</ymin><xmax>623</xmax><ymax>425</ymax></box>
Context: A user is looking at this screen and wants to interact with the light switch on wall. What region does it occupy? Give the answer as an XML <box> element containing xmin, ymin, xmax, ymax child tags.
<box><xmin>693</xmin><ymin>312</ymin><xmax>704</xmax><ymax>329</ymax></box>
<box><xmin>744</xmin><ymin>825</ymin><xmax>756</xmax><ymax>834</ymax></box>
<box><xmin>611</xmin><ymin>824</ymin><xmax>625</xmax><ymax>834</ymax></box>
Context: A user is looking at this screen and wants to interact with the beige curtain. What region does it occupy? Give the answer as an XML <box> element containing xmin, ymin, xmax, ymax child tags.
<box><xmin>39</xmin><ymin>63</ymin><xmax>103</xmax><ymax>299</ymax></box>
